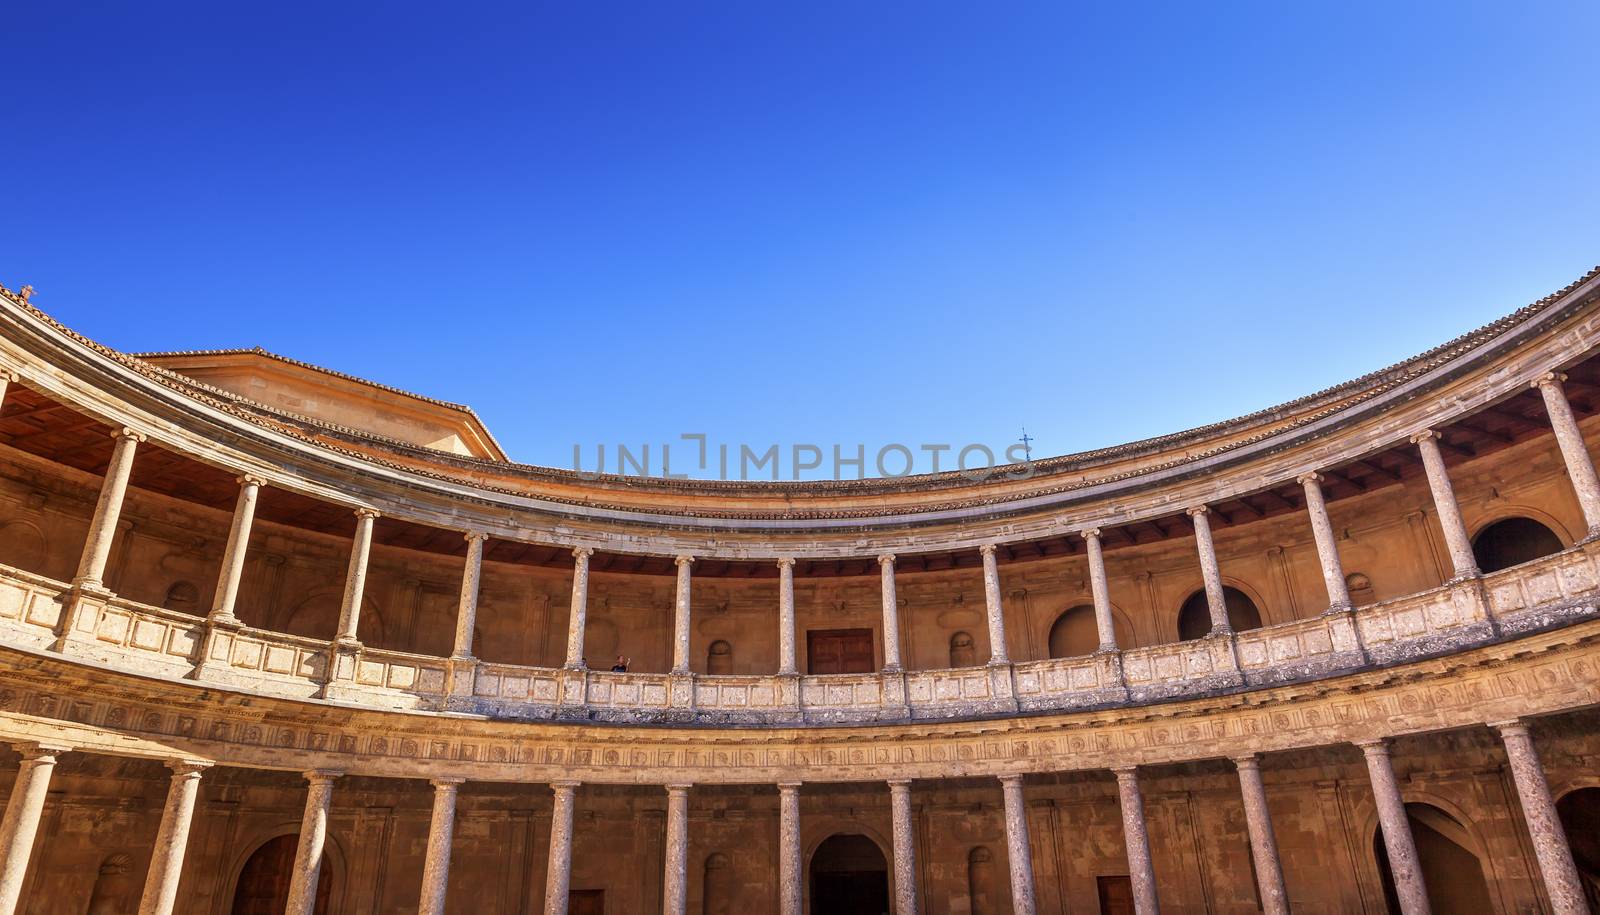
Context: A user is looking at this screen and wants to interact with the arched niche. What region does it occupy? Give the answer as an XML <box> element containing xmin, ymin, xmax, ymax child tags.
<box><xmin>949</xmin><ymin>631</ymin><xmax>976</xmax><ymax>668</ymax></box>
<box><xmin>281</xmin><ymin>589</ymin><xmax>384</xmax><ymax>645</ymax></box>
<box><xmin>1372</xmin><ymin>802</ymin><xmax>1493</xmax><ymax>914</ymax></box>
<box><xmin>1472</xmin><ymin>516</ymin><xmax>1565</xmax><ymax>574</ymax></box>
<box><xmin>86</xmin><ymin>853</ymin><xmax>137</xmax><ymax>915</ymax></box>
<box><xmin>1046</xmin><ymin>604</ymin><xmax>1133</xmax><ymax>658</ymax></box>
<box><xmin>702</xmin><ymin>851</ymin><xmax>731</xmax><ymax>915</ymax></box>
<box><xmin>1177</xmin><ymin>586</ymin><xmax>1262</xmax><ymax>641</ymax></box>
<box><xmin>706</xmin><ymin>640</ymin><xmax>732</xmax><ymax>675</ymax></box>
<box><xmin>967</xmin><ymin>845</ymin><xmax>999</xmax><ymax>915</ymax></box>
<box><xmin>809</xmin><ymin>833</ymin><xmax>889</xmax><ymax>915</ymax></box>
<box><xmin>0</xmin><ymin>520</ymin><xmax>47</xmax><ymax>575</ymax></box>
<box><xmin>163</xmin><ymin>580</ymin><xmax>200</xmax><ymax>614</ymax></box>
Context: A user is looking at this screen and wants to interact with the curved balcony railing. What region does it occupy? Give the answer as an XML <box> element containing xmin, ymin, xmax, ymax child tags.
<box><xmin>3</xmin><ymin>540</ymin><xmax>1598</xmax><ymax>725</ymax></box>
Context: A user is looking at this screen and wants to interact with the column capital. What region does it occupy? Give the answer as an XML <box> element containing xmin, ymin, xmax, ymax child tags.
<box><xmin>878</xmin><ymin>553</ymin><xmax>897</xmax><ymax>566</ymax></box>
<box><xmin>1110</xmin><ymin>765</ymin><xmax>1140</xmax><ymax>778</ymax></box>
<box><xmin>112</xmin><ymin>426</ymin><xmax>147</xmax><ymax>444</ymax></box>
<box><xmin>1185</xmin><ymin>505</ymin><xmax>1209</xmax><ymax>518</ymax></box>
<box><xmin>1295</xmin><ymin>471</ymin><xmax>1323</xmax><ymax>486</ymax></box>
<box><xmin>1079</xmin><ymin>527</ymin><xmax>1103</xmax><ymax>541</ymax></box>
<box><xmin>12</xmin><ymin>741</ymin><xmax>71</xmax><ymax>761</ymax></box>
<box><xmin>979</xmin><ymin>543</ymin><xmax>999</xmax><ymax>558</ymax></box>
<box><xmin>463</xmin><ymin>531</ymin><xmax>489</xmax><ymax>545</ymax></box>
<box><xmin>664</xmin><ymin>783</ymin><xmax>693</xmax><ymax>795</ymax></box>
<box><xmin>886</xmin><ymin>778</ymin><xmax>913</xmax><ymax>789</ymax></box>
<box><xmin>1532</xmin><ymin>370</ymin><xmax>1569</xmax><ymax>389</ymax></box>
<box><xmin>1489</xmin><ymin>718</ymin><xmax>1530</xmax><ymax>738</ymax></box>
<box><xmin>236</xmin><ymin>473</ymin><xmax>267</xmax><ymax>489</ymax></box>
<box><xmin>1232</xmin><ymin>753</ymin><xmax>1262</xmax><ymax>769</ymax></box>
<box><xmin>550</xmin><ymin>779</ymin><xmax>581</xmax><ymax>792</ymax></box>
<box><xmin>1408</xmin><ymin>429</ymin><xmax>1440</xmax><ymax>444</ymax></box>
<box><xmin>776</xmin><ymin>556</ymin><xmax>796</xmax><ymax>570</ymax></box>
<box><xmin>674</xmin><ymin>554</ymin><xmax>694</xmax><ymax>568</ymax></box>
<box><xmin>302</xmin><ymin>769</ymin><xmax>344</xmax><ymax>785</ymax></box>
<box><xmin>353</xmin><ymin>507</ymin><xmax>380</xmax><ymax>521</ymax></box>
<box><xmin>572</xmin><ymin>546</ymin><xmax>594</xmax><ymax>560</ymax></box>
<box><xmin>997</xmin><ymin>773</ymin><xmax>1026</xmax><ymax>787</ymax></box>
<box><xmin>430</xmin><ymin>776</ymin><xmax>467</xmax><ymax>788</ymax></box>
<box><xmin>777</xmin><ymin>781</ymin><xmax>803</xmax><ymax>792</ymax></box>
<box><xmin>166</xmin><ymin>758</ymin><xmax>213</xmax><ymax>777</ymax></box>
<box><xmin>0</xmin><ymin>367</ymin><xmax>18</xmax><ymax>384</ymax></box>
<box><xmin>1354</xmin><ymin>737</ymin><xmax>1391</xmax><ymax>755</ymax></box>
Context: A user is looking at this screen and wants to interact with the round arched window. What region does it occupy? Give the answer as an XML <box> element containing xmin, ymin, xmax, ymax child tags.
<box><xmin>1177</xmin><ymin>586</ymin><xmax>1262</xmax><ymax>640</ymax></box>
<box><xmin>1472</xmin><ymin>517</ymin><xmax>1563</xmax><ymax>573</ymax></box>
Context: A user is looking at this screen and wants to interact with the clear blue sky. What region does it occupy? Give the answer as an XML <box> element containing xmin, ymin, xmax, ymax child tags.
<box><xmin>5</xmin><ymin>3</ymin><xmax>1598</xmax><ymax>478</ymax></box>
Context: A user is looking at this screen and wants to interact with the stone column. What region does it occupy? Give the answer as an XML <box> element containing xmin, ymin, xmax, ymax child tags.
<box><xmin>663</xmin><ymin>784</ymin><xmax>691</xmax><ymax>915</ymax></box>
<box><xmin>1082</xmin><ymin>528</ymin><xmax>1119</xmax><ymax>651</ymax></box>
<box><xmin>136</xmin><ymin>759</ymin><xmax>211</xmax><ymax>915</ymax></box>
<box><xmin>672</xmin><ymin>556</ymin><xmax>694</xmax><ymax>674</ymax></box>
<box><xmin>1410</xmin><ymin>431</ymin><xmax>1478</xmax><ymax>580</ymax></box>
<box><xmin>879</xmin><ymin>554</ymin><xmax>903</xmax><ymax>672</ymax></box>
<box><xmin>450</xmin><ymin>534</ymin><xmax>488</xmax><ymax>660</ymax></box>
<box><xmin>1232</xmin><ymin>755</ymin><xmax>1288</xmax><ymax>915</ymax></box>
<box><xmin>1113</xmin><ymin>767</ymin><xmax>1160</xmax><ymax>915</ymax></box>
<box><xmin>1187</xmin><ymin>506</ymin><xmax>1230</xmax><ymax>635</ymax></box>
<box><xmin>1534</xmin><ymin>372</ymin><xmax>1600</xmax><ymax>539</ymax></box>
<box><xmin>998</xmin><ymin>775</ymin><xmax>1037</xmax><ymax>915</ymax></box>
<box><xmin>979</xmin><ymin>545</ymin><xmax>1010</xmax><ymax>664</ymax></box>
<box><xmin>1358</xmin><ymin>740</ymin><xmax>1430</xmax><ymax>915</ymax></box>
<box><xmin>777</xmin><ymin>558</ymin><xmax>798</xmax><ymax>676</ymax></box>
<box><xmin>0</xmin><ymin>743</ymin><xmax>68</xmax><ymax>915</ymax></box>
<box><xmin>418</xmin><ymin>777</ymin><xmax>463</xmax><ymax>915</ymax></box>
<box><xmin>209</xmin><ymin>476</ymin><xmax>262</xmax><ymax>624</ymax></box>
<box><xmin>1492</xmin><ymin>720</ymin><xmax>1587</xmax><ymax>914</ymax></box>
<box><xmin>563</xmin><ymin>548</ymin><xmax>593</xmax><ymax>669</ymax></box>
<box><xmin>1298</xmin><ymin>472</ymin><xmax>1352</xmax><ymax>612</ymax></box>
<box><xmin>333</xmin><ymin>509</ymin><xmax>379</xmax><ymax>646</ymax></box>
<box><xmin>285</xmin><ymin>770</ymin><xmax>340</xmax><ymax>915</ymax></box>
<box><xmin>888</xmin><ymin>779</ymin><xmax>919</xmax><ymax>915</ymax></box>
<box><xmin>777</xmin><ymin>782</ymin><xmax>802</xmax><ymax>915</ymax></box>
<box><xmin>73</xmin><ymin>428</ymin><xmax>144</xmax><ymax>589</ymax></box>
<box><xmin>543</xmin><ymin>780</ymin><xmax>579</xmax><ymax>915</ymax></box>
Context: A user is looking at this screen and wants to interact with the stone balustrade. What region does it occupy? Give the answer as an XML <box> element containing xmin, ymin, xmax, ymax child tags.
<box><xmin>2</xmin><ymin>541</ymin><xmax>1599</xmax><ymax>726</ymax></box>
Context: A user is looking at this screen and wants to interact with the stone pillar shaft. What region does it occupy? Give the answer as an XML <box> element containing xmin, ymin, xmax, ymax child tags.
<box><xmin>450</xmin><ymin>534</ymin><xmax>487</xmax><ymax>660</ymax></box>
<box><xmin>563</xmin><ymin>548</ymin><xmax>593</xmax><ymax>669</ymax></box>
<box><xmin>0</xmin><ymin>744</ymin><xmax>66</xmax><ymax>915</ymax></box>
<box><xmin>75</xmin><ymin>429</ymin><xmax>142</xmax><ymax>588</ymax></box>
<box><xmin>1493</xmin><ymin>721</ymin><xmax>1588</xmax><ymax>914</ymax></box>
<box><xmin>137</xmin><ymin>760</ymin><xmax>210</xmax><ymax>915</ymax></box>
<box><xmin>210</xmin><ymin>477</ymin><xmax>261</xmax><ymax>622</ymax></box>
<box><xmin>1411</xmin><ymin>432</ymin><xmax>1477</xmax><ymax>579</ymax></box>
<box><xmin>285</xmin><ymin>771</ymin><xmax>339</xmax><ymax>915</ymax></box>
<box><xmin>998</xmin><ymin>775</ymin><xmax>1037</xmax><ymax>915</ymax></box>
<box><xmin>777</xmin><ymin>559</ymin><xmax>798</xmax><ymax>676</ymax></box>
<box><xmin>663</xmin><ymin>784</ymin><xmax>690</xmax><ymax>915</ymax></box>
<box><xmin>1360</xmin><ymin>740</ymin><xmax>1431</xmax><ymax>915</ymax></box>
<box><xmin>980</xmin><ymin>545</ymin><xmax>1010</xmax><ymax>664</ymax></box>
<box><xmin>418</xmin><ymin>778</ymin><xmax>462</xmax><ymax>915</ymax></box>
<box><xmin>1535</xmin><ymin>373</ymin><xmax>1600</xmax><ymax>537</ymax></box>
<box><xmin>0</xmin><ymin>371</ymin><xmax>14</xmax><ymax>413</ymax></box>
<box><xmin>778</xmin><ymin>783</ymin><xmax>802</xmax><ymax>915</ymax></box>
<box><xmin>1083</xmin><ymin>529</ymin><xmax>1118</xmax><ymax>651</ymax></box>
<box><xmin>1298</xmin><ymin>473</ymin><xmax>1352</xmax><ymax>611</ymax></box>
<box><xmin>543</xmin><ymin>781</ymin><xmax>579</xmax><ymax>915</ymax></box>
<box><xmin>879</xmin><ymin>555</ymin><xmax>903</xmax><ymax>672</ymax></box>
<box><xmin>1114</xmin><ymin>767</ymin><xmax>1160</xmax><ymax>915</ymax></box>
<box><xmin>334</xmin><ymin>510</ymin><xmax>378</xmax><ymax>644</ymax></box>
<box><xmin>1233</xmin><ymin>755</ymin><xmax>1289</xmax><ymax>915</ymax></box>
<box><xmin>888</xmin><ymin>780</ymin><xmax>919</xmax><ymax>915</ymax></box>
<box><xmin>672</xmin><ymin>557</ymin><xmax>693</xmax><ymax>674</ymax></box>
<box><xmin>1188</xmin><ymin>507</ymin><xmax>1230</xmax><ymax>634</ymax></box>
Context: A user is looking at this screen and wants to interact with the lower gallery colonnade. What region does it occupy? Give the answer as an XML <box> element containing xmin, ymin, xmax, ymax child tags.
<box><xmin>0</xmin><ymin>271</ymin><xmax>1599</xmax><ymax>913</ymax></box>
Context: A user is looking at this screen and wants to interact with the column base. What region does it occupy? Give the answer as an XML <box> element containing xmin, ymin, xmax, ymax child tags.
<box><xmin>443</xmin><ymin>656</ymin><xmax>480</xmax><ymax>711</ymax></box>
<box><xmin>52</xmin><ymin>581</ymin><xmax>113</xmax><ymax>652</ymax></box>
<box><xmin>668</xmin><ymin>671</ymin><xmax>696</xmax><ymax>714</ymax></box>
<box><xmin>189</xmin><ymin>615</ymin><xmax>244</xmax><ymax>681</ymax></box>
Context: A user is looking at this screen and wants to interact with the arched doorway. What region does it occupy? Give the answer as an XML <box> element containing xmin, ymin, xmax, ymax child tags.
<box><xmin>1177</xmin><ymin>586</ymin><xmax>1262</xmax><ymax>641</ymax></box>
<box><xmin>1557</xmin><ymin>787</ymin><xmax>1600</xmax><ymax>910</ymax></box>
<box><xmin>811</xmin><ymin>833</ymin><xmax>889</xmax><ymax>915</ymax></box>
<box><xmin>230</xmin><ymin>834</ymin><xmax>332</xmax><ymax>915</ymax></box>
<box><xmin>1372</xmin><ymin>803</ymin><xmax>1492</xmax><ymax>914</ymax></box>
<box><xmin>1047</xmin><ymin>604</ymin><xmax>1132</xmax><ymax>657</ymax></box>
<box><xmin>1472</xmin><ymin>517</ymin><xmax>1564</xmax><ymax>573</ymax></box>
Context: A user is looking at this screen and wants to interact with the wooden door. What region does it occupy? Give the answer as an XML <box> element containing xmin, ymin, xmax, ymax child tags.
<box><xmin>231</xmin><ymin>835</ymin><xmax>332</xmax><ymax>915</ymax></box>
<box><xmin>568</xmin><ymin>889</ymin><xmax>605</xmax><ymax>915</ymax></box>
<box><xmin>806</xmin><ymin>628</ymin><xmax>874</xmax><ymax>674</ymax></box>
<box><xmin>1096</xmin><ymin>875</ymin><xmax>1135</xmax><ymax>915</ymax></box>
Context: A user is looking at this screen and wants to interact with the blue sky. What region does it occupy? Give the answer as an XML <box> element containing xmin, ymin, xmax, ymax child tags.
<box><xmin>4</xmin><ymin>3</ymin><xmax>1598</xmax><ymax>478</ymax></box>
